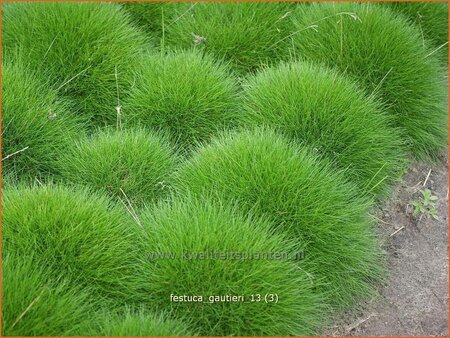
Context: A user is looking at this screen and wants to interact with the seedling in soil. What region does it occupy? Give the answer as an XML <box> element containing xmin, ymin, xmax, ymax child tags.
<box><xmin>412</xmin><ymin>189</ymin><xmax>439</xmax><ymax>220</ymax></box>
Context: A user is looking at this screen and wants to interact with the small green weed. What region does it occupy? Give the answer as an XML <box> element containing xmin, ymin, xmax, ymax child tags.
<box><xmin>412</xmin><ymin>189</ymin><xmax>439</xmax><ymax>220</ymax></box>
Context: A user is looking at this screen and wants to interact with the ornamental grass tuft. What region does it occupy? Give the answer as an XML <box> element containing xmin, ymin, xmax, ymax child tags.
<box><xmin>2</xmin><ymin>2</ymin><xmax>149</xmax><ymax>128</ymax></box>
<box><xmin>385</xmin><ymin>1</ymin><xmax>448</xmax><ymax>61</ymax></box>
<box><xmin>123</xmin><ymin>50</ymin><xmax>240</xmax><ymax>149</ymax></box>
<box><xmin>176</xmin><ymin>128</ymin><xmax>385</xmax><ymax>311</ymax></box>
<box><xmin>140</xmin><ymin>195</ymin><xmax>323</xmax><ymax>336</ymax></box>
<box><xmin>292</xmin><ymin>2</ymin><xmax>447</xmax><ymax>158</ymax></box>
<box><xmin>58</xmin><ymin>128</ymin><xmax>178</xmax><ymax>207</ymax></box>
<box><xmin>1</xmin><ymin>61</ymin><xmax>81</xmax><ymax>181</ymax></box>
<box><xmin>84</xmin><ymin>309</ymin><xmax>195</xmax><ymax>336</ymax></box>
<box><xmin>242</xmin><ymin>61</ymin><xmax>406</xmax><ymax>197</ymax></box>
<box><xmin>2</xmin><ymin>253</ymin><xmax>94</xmax><ymax>336</ymax></box>
<box><xmin>165</xmin><ymin>1</ymin><xmax>295</xmax><ymax>74</ymax></box>
<box><xmin>120</xmin><ymin>1</ymin><xmax>176</xmax><ymax>36</ymax></box>
<box><xmin>2</xmin><ymin>184</ymin><xmax>149</xmax><ymax>304</ymax></box>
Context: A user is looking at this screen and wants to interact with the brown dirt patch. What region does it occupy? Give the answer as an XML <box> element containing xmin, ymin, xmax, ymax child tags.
<box><xmin>328</xmin><ymin>153</ymin><xmax>448</xmax><ymax>336</ymax></box>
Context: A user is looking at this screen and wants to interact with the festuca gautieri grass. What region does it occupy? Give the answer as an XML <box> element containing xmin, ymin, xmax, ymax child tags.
<box><xmin>2</xmin><ymin>184</ymin><xmax>150</xmax><ymax>305</ymax></box>
<box><xmin>164</xmin><ymin>1</ymin><xmax>296</xmax><ymax>75</ymax></box>
<box><xmin>241</xmin><ymin>61</ymin><xmax>406</xmax><ymax>198</ymax></box>
<box><xmin>1</xmin><ymin>61</ymin><xmax>81</xmax><ymax>181</ymax></box>
<box><xmin>2</xmin><ymin>1</ymin><xmax>148</xmax><ymax>128</ymax></box>
<box><xmin>123</xmin><ymin>50</ymin><xmax>240</xmax><ymax>150</ymax></box>
<box><xmin>292</xmin><ymin>2</ymin><xmax>447</xmax><ymax>158</ymax></box>
<box><xmin>120</xmin><ymin>1</ymin><xmax>177</xmax><ymax>37</ymax></box>
<box><xmin>58</xmin><ymin>128</ymin><xmax>178</xmax><ymax>207</ymax></box>
<box><xmin>2</xmin><ymin>253</ymin><xmax>95</xmax><ymax>336</ymax></box>
<box><xmin>82</xmin><ymin>309</ymin><xmax>196</xmax><ymax>336</ymax></box>
<box><xmin>140</xmin><ymin>195</ymin><xmax>323</xmax><ymax>336</ymax></box>
<box><xmin>176</xmin><ymin>128</ymin><xmax>385</xmax><ymax>312</ymax></box>
<box><xmin>384</xmin><ymin>1</ymin><xmax>448</xmax><ymax>61</ymax></box>
<box><xmin>2</xmin><ymin>1</ymin><xmax>448</xmax><ymax>336</ymax></box>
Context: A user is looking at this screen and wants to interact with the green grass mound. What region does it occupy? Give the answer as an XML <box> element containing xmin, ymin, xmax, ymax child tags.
<box><xmin>2</xmin><ymin>2</ymin><xmax>148</xmax><ymax>128</ymax></box>
<box><xmin>2</xmin><ymin>253</ymin><xmax>93</xmax><ymax>336</ymax></box>
<box><xmin>85</xmin><ymin>309</ymin><xmax>195</xmax><ymax>336</ymax></box>
<box><xmin>2</xmin><ymin>184</ymin><xmax>147</xmax><ymax>304</ymax></box>
<box><xmin>120</xmin><ymin>1</ymin><xmax>175</xmax><ymax>36</ymax></box>
<box><xmin>176</xmin><ymin>129</ymin><xmax>384</xmax><ymax>310</ymax></box>
<box><xmin>385</xmin><ymin>1</ymin><xmax>448</xmax><ymax>61</ymax></box>
<box><xmin>242</xmin><ymin>61</ymin><xmax>406</xmax><ymax>197</ymax></box>
<box><xmin>59</xmin><ymin>128</ymin><xmax>178</xmax><ymax>207</ymax></box>
<box><xmin>123</xmin><ymin>50</ymin><xmax>239</xmax><ymax>149</ymax></box>
<box><xmin>2</xmin><ymin>61</ymin><xmax>81</xmax><ymax>181</ymax></box>
<box><xmin>141</xmin><ymin>196</ymin><xmax>322</xmax><ymax>336</ymax></box>
<box><xmin>292</xmin><ymin>2</ymin><xmax>447</xmax><ymax>158</ymax></box>
<box><xmin>165</xmin><ymin>2</ymin><xmax>295</xmax><ymax>75</ymax></box>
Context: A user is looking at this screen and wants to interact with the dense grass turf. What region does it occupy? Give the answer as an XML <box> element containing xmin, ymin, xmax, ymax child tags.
<box><xmin>141</xmin><ymin>196</ymin><xmax>323</xmax><ymax>336</ymax></box>
<box><xmin>1</xmin><ymin>61</ymin><xmax>81</xmax><ymax>181</ymax></box>
<box><xmin>385</xmin><ymin>1</ymin><xmax>448</xmax><ymax>61</ymax></box>
<box><xmin>2</xmin><ymin>2</ymin><xmax>148</xmax><ymax>128</ymax></box>
<box><xmin>120</xmin><ymin>1</ymin><xmax>175</xmax><ymax>36</ymax></box>
<box><xmin>292</xmin><ymin>2</ymin><xmax>447</xmax><ymax>158</ymax></box>
<box><xmin>2</xmin><ymin>253</ymin><xmax>94</xmax><ymax>336</ymax></box>
<box><xmin>2</xmin><ymin>184</ymin><xmax>148</xmax><ymax>304</ymax></box>
<box><xmin>176</xmin><ymin>129</ymin><xmax>384</xmax><ymax>311</ymax></box>
<box><xmin>165</xmin><ymin>1</ymin><xmax>295</xmax><ymax>74</ymax></box>
<box><xmin>242</xmin><ymin>61</ymin><xmax>406</xmax><ymax>198</ymax></box>
<box><xmin>84</xmin><ymin>309</ymin><xmax>195</xmax><ymax>336</ymax></box>
<box><xmin>58</xmin><ymin>128</ymin><xmax>178</xmax><ymax>207</ymax></box>
<box><xmin>123</xmin><ymin>50</ymin><xmax>239</xmax><ymax>149</ymax></box>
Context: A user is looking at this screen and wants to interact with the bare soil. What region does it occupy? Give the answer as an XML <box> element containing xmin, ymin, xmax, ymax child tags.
<box><xmin>328</xmin><ymin>153</ymin><xmax>448</xmax><ymax>336</ymax></box>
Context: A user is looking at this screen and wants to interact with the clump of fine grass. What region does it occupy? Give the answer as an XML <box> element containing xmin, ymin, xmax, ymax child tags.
<box><xmin>165</xmin><ymin>1</ymin><xmax>295</xmax><ymax>75</ymax></box>
<box><xmin>2</xmin><ymin>253</ymin><xmax>94</xmax><ymax>336</ymax></box>
<box><xmin>176</xmin><ymin>128</ymin><xmax>385</xmax><ymax>311</ymax></box>
<box><xmin>385</xmin><ymin>1</ymin><xmax>448</xmax><ymax>61</ymax></box>
<box><xmin>83</xmin><ymin>309</ymin><xmax>195</xmax><ymax>336</ymax></box>
<box><xmin>2</xmin><ymin>2</ymin><xmax>149</xmax><ymax>128</ymax></box>
<box><xmin>1</xmin><ymin>61</ymin><xmax>81</xmax><ymax>181</ymax></box>
<box><xmin>292</xmin><ymin>2</ymin><xmax>447</xmax><ymax>158</ymax></box>
<box><xmin>2</xmin><ymin>184</ymin><xmax>148</xmax><ymax>304</ymax></box>
<box><xmin>58</xmin><ymin>128</ymin><xmax>178</xmax><ymax>207</ymax></box>
<box><xmin>120</xmin><ymin>1</ymin><xmax>176</xmax><ymax>36</ymax></box>
<box><xmin>242</xmin><ymin>61</ymin><xmax>406</xmax><ymax>198</ymax></box>
<box><xmin>123</xmin><ymin>50</ymin><xmax>240</xmax><ymax>149</ymax></box>
<box><xmin>141</xmin><ymin>196</ymin><xmax>323</xmax><ymax>336</ymax></box>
